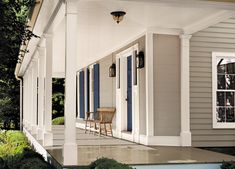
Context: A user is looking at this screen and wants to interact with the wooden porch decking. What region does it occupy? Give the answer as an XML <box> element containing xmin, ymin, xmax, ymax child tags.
<box><xmin>32</xmin><ymin>125</ymin><xmax>235</xmax><ymax>168</ymax></box>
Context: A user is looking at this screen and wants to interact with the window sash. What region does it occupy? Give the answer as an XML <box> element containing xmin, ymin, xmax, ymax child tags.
<box><xmin>212</xmin><ymin>52</ymin><xmax>235</xmax><ymax>128</ymax></box>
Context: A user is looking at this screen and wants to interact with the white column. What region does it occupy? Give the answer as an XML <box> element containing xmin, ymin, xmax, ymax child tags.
<box><xmin>180</xmin><ymin>34</ymin><xmax>192</xmax><ymax>146</ymax></box>
<box><xmin>43</xmin><ymin>34</ymin><xmax>53</xmax><ymax>146</ymax></box>
<box><xmin>23</xmin><ymin>72</ymin><xmax>28</xmax><ymax>128</ymax></box>
<box><xmin>63</xmin><ymin>0</ymin><xmax>78</xmax><ymax>165</ymax></box>
<box><xmin>31</xmin><ymin>59</ymin><xmax>38</xmax><ymax>134</ymax></box>
<box><xmin>28</xmin><ymin>66</ymin><xmax>33</xmax><ymax>130</ymax></box>
<box><xmin>37</xmin><ymin>47</ymin><xmax>45</xmax><ymax>140</ymax></box>
<box><xmin>145</xmin><ymin>32</ymin><xmax>154</xmax><ymax>144</ymax></box>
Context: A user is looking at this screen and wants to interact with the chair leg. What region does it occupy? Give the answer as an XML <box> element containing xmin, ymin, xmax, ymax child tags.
<box><xmin>104</xmin><ymin>124</ymin><xmax>107</xmax><ymax>136</ymax></box>
<box><xmin>94</xmin><ymin>123</ymin><xmax>97</xmax><ymax>135</ymax></box>
<box><xmin>89</xmin><ymin>121</ymin><xmax>91</xmax><ymax>133</ymax></box>
<box><xmin>85</xmin><ymin>121</ymin><xmax>87</xmax><ymax>133</ymax></box>
<box><xmin>110</xmin><ymin>123</ymin><xmax>113</xmax><ymax>137</ymax></box>
<box><xmin>99</xmin><ymin>123</ymin><xmax>101</xmax><ymax>136</ymax></box>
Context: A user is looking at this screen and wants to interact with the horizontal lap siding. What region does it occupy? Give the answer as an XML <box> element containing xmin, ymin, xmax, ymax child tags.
<box><xmin>190</xmin><ymin>17</ymin><xmax>235</xmax><ymax>147</ymax></box>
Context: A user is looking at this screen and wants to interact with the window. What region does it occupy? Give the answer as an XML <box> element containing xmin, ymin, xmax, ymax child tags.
<box><xmin>212</xmin><ymin>52</ymin><xmax>235</xmax><ymax>128</ymax></box>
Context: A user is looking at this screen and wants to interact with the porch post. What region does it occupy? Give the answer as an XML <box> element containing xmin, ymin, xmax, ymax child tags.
<box><xmin>63</xmin><ymin>0</ymin><xmax>78</xmax><ymax>165</ymax></box>
<box><xmin>31</xmin><ymin>59</ymin><xmax>38</xmax><ymax>134</ymax></box>
<box><xmin>37</xmin><ymin>47</ymin><xmax>45</xmax><ymax>140</ymax></box>
<box><xmin>43</xmin><ymin>34</ymin><xmax>53</xmax><ymax>146</ymax></box>
<box><xmin>23</xmin><ymin>72</ymin><xmax>27</xmax><ymax>128</ymax></box>
<box><xmin>179</xmin><ymin>34</ymin><xmax>192</xmax><ymax>146</ymax></box>
<box><xmin>24</xmin><ymin>71</ymin><xmax>29</xmax><ymax>129</ymax></box>
<box><xmin>145</xmin><ymin>32</ymin><xmax>154</xmax><ymax>142</ymax></box>
<box><xmin>28</xmin><ymin>66</ymin><xmax>33</xmax><ymax>131</ymax></box>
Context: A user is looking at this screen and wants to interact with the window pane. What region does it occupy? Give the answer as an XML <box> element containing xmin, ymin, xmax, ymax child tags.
<box><xmin>225</xmin><ymin>92</ymin><xmax>234</xmax><ymax>106</ymax></box>
<box><xmin>217</xmin><ymin>75</ymin><xmax>225</xmax><ymax>89</ymax></box>
<box><xmin>217</xmin><ymin>64</ymin><xmax>226</xmax><ymax>74</ymax></box>
<box><xmin>216</xmin><ymin>107</ymin><xmax>225</xmax><ymax>122</ymax></box>
<box><xmin>226</xmin><ymin>108</ymin><xmax>235</xmax><ymax>122</ymax></box>
<box><xmin>217</xmin><ymin>92</ymin><xmax>225</xmax><ymax>106</ymax></box>
<box><xmin>226</xmin><ymin>75</ymin><xmax>235</xmax><ymax>90</ymax></box>
<box><xmin>225</xmin><ymin>59</ymin><xmax>235</xmax><ymax>74</ymax></box>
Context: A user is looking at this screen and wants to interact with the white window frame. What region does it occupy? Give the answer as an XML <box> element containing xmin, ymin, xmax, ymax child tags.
<box><xmin>212</xmin><ymin>52</ymin><xmax>235</xmax><ymax>128</ymax></box>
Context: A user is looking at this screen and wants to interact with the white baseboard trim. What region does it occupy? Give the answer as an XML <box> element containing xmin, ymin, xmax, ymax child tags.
<box><xmin>76</xmin><ymin>122</ymin><xmax>85</xmax><ymax>129</ymax></box>
<box><xmin>121</xmin><ymin>131</ymin><xmax>133</xmax><ymax>141</ymax></box>
<box><xmin>148</xmin><ymin>136</ymin><xmax>181</xmax><ymax>146</ymax></box>
<box><xmin>140</xmin><ymin>135</ymin><xmax>181</xmax><ymax>146</ymax></box>
<box><xmin>23</xmin><ymin>127</ymin><xmax>48</xmax><ymax>160</ymax></box>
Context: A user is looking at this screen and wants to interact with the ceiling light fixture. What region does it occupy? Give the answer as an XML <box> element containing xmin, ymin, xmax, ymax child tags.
<box><xmin>110</xmin><ymin>11</ymin><xmax>126</xmax><ymax>24</ymax></box>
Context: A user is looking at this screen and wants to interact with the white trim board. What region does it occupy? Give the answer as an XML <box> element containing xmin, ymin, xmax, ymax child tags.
<box><xmin>140</xmin><ymin>135</ymin><xmax>181</xmax><ymax>146</ymax></box>
<box><xmin>23</xmin><ymin>127</ymin><xmax>48</xmax><ymax>160</ymax></box>
<box><xmin>184</xmin><ymin>10</ymin><xmax>235</xmax><ymax>34</ymax></box>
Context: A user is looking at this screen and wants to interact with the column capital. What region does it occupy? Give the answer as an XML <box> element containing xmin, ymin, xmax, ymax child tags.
<box><xmin>65</xmin><ymin>0</ymin><xmax>78</xmax><ymax>14</ymax></box>
<box><xmin>179</xmin><ymin>34</ymin><xmax>192</xmax><ymax>40</ymax></box>
<box><xmin>37</xmin><ymin>46</ymin><xmax>45</xmax><ymax>53</ymax></box>
<box><xmin>43</xmin><ymin>33</ymin><xmax>53</xmax><ymax>39</ymax></box>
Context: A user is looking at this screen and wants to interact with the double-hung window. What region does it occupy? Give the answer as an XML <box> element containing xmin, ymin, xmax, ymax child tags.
<box><xmin>212</xmin><ymin>52</ymin><xmax>235</xmax><ymax>128</ymax></box>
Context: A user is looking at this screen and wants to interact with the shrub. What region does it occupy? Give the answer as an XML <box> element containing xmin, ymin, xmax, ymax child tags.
<box><xmin>3</xmin><ymin>148</ymin><xmax>55</xmax><ymax>169</ymax></box>
<box><xmin>88</xmin><ymin>158</ymin><xmax>134</xmax><ymax>169</ymax></box>
<box><xmin>221</xmin><ymin>161</ymin><xmax>235</xmax><ymax>169</ymax></box>
<box><xmin>52</xmin><ymin>116</ymin><xmax>64</xmax><ymax>125</ymax></box>
<box><xmin>0</xmin><ymin>131</ymin><xmax>55</xmax><ymax>169</ymax></box>
<box><xmin>0</xmin><ymin>131</ymin><xmax>30</xmax><ymax>157</ymax></box>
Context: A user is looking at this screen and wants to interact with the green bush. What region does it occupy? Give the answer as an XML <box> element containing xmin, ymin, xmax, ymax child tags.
<box><xmin>88</xmin><ymin>158</ymin><xmax>134</xmax><ymax>169</ymax></box>
<box><xmin>52</xmin><ymin>116</ymin><xmax>64</xmax><ymax>125</ymax></box>
<box><xmin>221</xmin><ymin>161</ymin><xmax>235</xmax><ymax>169</ymax></box>
<box><xmin>0</xmin><ymin>131</ymin><xmax>30</xmax><ymax>157</ymax></box>
<box><xmin>3</xmin><ymin>148</ymin><xmax>55</xmax><ymax>169</ymax></box>
<box><xmin>0</xmin><ymin>131</ymin><xmax>55</xmax><ymax>169</ymax></box>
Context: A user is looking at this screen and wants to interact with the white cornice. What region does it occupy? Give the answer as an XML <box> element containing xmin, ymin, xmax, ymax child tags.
<box><xmin>147</xmin><ymin>27</ymin><xmax>182</xmax><ymax>35</ymax></box>
<box><xmin>183</xmin><ymin>10</ymin><xmax>235</xmax><ymax>34</ymax></box>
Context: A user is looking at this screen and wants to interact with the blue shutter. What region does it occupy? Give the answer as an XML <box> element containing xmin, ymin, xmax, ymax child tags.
<box><xmin>79</xmin><ymin>71</ymin><xmax>85</xmax><ymax>118</ymax></box>
<box><xmin>93</xmin><ymin>64</ymin><xmax>100</xmax><ymax>118</ymax></box>
<box><xmin>86</xmin><ymin>68</ymin><xmax>90</xmax><ymax>112</ymax></box>
<box><xmin>127</xmin><ymin>56</ymin><xmax>132</xmax><ymax>131</ymax></box>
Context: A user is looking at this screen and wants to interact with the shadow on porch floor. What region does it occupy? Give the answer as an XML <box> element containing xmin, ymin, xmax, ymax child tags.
<box><xmin>39</xmin><ymin>125</ymin><xmax>235</xmax><ymax>167</ymax></box>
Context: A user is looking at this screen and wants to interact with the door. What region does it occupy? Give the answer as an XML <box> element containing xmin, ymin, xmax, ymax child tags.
<box><xmin>127</xmin><ymin>56</ymin><xmax>132</xmax><ymax>131</ymax></box>
<box><xmin>79</xmin><ymin>71</ymin><xmax>85</xmax><ymax>118</ymax></box>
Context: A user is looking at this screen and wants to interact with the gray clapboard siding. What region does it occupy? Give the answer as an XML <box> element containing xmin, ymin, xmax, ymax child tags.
<box><xmin>153</xmin><ymin>34</ymin><xmax>180</xmax><ymax>136</ymax></box>
<box><xmin>194</xmin><ymin>31</ymin><xmax>235</xmax><ymax>38</ymax></box>
<box><xmin>190</xmin><ymin>16</ymin><xmax>235</xmax><ymax>147</ymax></box>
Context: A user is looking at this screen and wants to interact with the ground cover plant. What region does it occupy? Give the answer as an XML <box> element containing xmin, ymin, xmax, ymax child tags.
<box><xmin>52</xmin><ymin>116</ymin><xmax>64</xmax><ymax>125</ymax></box>
<box><xmin>88</xmin><ymin>158</ymin><xmax>134</xmax><ymax>169</ymax></box>
<box><xmin>0</xmin><ymin>130</ymin><xmax>55</xmax><ymax>169</ymax></box>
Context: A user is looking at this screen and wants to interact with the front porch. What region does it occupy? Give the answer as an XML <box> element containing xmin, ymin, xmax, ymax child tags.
<box><xmin>24</xmin><ymin>125</ymin><xmax>235</xmax><ymax>168</ymax></box>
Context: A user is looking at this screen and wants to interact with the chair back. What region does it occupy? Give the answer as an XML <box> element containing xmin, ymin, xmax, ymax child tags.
<box><xmin>97</xmin><ymin>108</ymin><xmax>116</xmax><ymax>123</ymax></box>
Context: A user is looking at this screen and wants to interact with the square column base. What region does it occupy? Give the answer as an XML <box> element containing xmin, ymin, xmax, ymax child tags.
<box><xmin>37</xmin><ymin>128</ymin><xmax>44</xmax><ymax>140</ymax></box>
<box><xmin>43</xmin><ymin>131</ymin><xmax>53</xmax><ymax>146</ymax></box>
<box><xmin>63</xmin><ymin>143</ymin><xmax>78</xmax><ymax>165</ymax></box>
<box><xmin>180</xmin><ymin>131</ymin><xmax>191</xmax><ymax>146</ymax></box>
<box><xmin>31</xmin><ymin>125</ymin><xmax>37</xmax><ymax>135</ymax></box>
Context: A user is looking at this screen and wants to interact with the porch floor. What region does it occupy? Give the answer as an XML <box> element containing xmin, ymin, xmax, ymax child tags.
<box><xmin>42</xmin><ymin>125</ymin><xmax>235</xmax><ymax>167</ymax></box>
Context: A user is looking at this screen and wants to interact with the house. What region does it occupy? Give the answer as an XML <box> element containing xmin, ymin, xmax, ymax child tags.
<box><xmin>15</xmin><ymin>0</ymin><xmax>235</xmax><ymax>166</ymax></box>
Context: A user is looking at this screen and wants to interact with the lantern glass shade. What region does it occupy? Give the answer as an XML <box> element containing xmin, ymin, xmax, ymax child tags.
<box><xmin>136</xmin><ymin>51</ymin><xmax>144</xmax><ymax>69</ymax></box>
<box><xmin>112</xmin><ymin>15</ymin><xmax>124</xmax><ymax>23</ymax></box>
<box><xmin>111</xmin><ymin>11</ymin><xmax>126</xmax><ymax>24</ymax></box>
<box><xmin>109</xmin><ymin>63</ymin><xmax>116</xmax><ymax>77</ymax></box>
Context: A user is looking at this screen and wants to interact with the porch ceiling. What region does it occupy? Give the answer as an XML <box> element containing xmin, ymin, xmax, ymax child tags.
<box><xmin>76</xmin><ymin>0</ymin><xmax>221</xmax><ymax>29</ymax></box>
<box><xmin>19</xmin><ymin>0</ymin><xmax>235</xmax><ymax>76</ymax></box>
